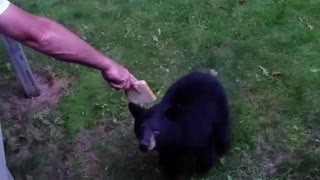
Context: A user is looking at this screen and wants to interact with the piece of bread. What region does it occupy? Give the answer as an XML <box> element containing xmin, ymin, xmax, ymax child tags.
<box><xmin>125</xmin><ymin>80</ymin><xmax>156</xmax><ymax>104</ymax></box>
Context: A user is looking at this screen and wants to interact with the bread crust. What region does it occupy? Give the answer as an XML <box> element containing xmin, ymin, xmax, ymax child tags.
<box><xmin>126</xmin><ymin>80</ymin><xmax>156</xmax><ymax>104</ymax></box>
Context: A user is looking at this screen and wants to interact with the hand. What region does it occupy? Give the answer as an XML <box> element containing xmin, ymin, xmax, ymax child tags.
<box><xmin>101</xmin><ymin>62</ymin><xmax>139</xmax><ymax>91</ymax></box>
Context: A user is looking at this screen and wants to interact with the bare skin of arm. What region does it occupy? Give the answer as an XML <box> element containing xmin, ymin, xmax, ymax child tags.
<box><xmin>0</xmin><ymin>3</ymin><xmax>138</xmax><ymax>91</ymax></box>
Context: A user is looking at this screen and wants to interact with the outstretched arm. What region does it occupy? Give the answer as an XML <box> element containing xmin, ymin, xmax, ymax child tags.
<box><xmin>0</xmin><ymin>1</ymin><xmax>137</xmax><ymax>91</ymax></box>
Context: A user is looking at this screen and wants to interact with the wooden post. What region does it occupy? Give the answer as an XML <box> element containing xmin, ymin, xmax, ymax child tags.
<box><xmin>0</xmin><ymin>34</ymin><xmax>40</xmax><ymax>98</ymax></box>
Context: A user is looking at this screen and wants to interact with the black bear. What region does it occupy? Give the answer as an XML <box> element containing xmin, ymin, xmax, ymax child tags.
<box><xmin>128</xmin><ymin>71</ymin><xmax>230</xmax><ymax>178</ymax></box>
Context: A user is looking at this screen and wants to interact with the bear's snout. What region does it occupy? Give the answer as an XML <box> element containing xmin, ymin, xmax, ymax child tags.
<box><xmin>139</xmin><ymin>143</ymin><xmax>150</xmax><ymax>152</ymax></box>
<box><xmin>139</xmin><ymin>128</ymin><xmax>157</xmax><ymax>152</ymax></box>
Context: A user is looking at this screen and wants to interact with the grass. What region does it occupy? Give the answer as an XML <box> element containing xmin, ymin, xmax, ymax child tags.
<box><xmin>0</xmin><ymin>0</ymin><xmax>319</xmax><ymax>179</ymax></box>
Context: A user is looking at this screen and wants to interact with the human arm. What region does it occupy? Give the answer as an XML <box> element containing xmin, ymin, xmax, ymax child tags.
<box><xmin>0</xmin><ymin>2</ymin><xmax>138</xmax><ymax>90</ymax></box>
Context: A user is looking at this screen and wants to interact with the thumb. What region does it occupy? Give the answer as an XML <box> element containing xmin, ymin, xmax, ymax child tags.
<box><xmin>129</xmin><ymin>75</ymin><xmax>141</xmax><ymax>93</ymax></box>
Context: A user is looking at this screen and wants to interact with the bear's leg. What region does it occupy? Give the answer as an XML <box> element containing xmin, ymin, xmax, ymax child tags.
<box><xmin>158</xmin><ymin>150</ymin><xmax>182</xmax><ymax>178</ymax></box>
<box><xmin>195</xmin><ymin>146</ymin><xmax>218</xmax><ymax>175</ymax></box>
<box><xmin>214</xmin><ymin>122</ymin><xmax>230</xmax><ymax>156</ymax></box>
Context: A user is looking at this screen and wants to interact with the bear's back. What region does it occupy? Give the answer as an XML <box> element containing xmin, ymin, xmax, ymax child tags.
<box><xmin>162</xmin><ymin>71</ymin><xmax>228</xmax><ymax>109</ymax></box>
<box><xmin>160</xmin><ymin>71</ymin><xmax>229</xmax><ymax>148</ymax></box>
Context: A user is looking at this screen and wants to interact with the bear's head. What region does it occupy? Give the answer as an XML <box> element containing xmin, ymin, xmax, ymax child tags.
<box><xmin>128</xmin><ymin>102</ymin><xmax>182</xmax><ymax>152</ymax></box>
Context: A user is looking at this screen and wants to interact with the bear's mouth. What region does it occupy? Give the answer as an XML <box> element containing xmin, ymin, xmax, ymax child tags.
<box><xmin>139</xmin><ymin>135</ymin><xmax>155</xmax><ymax>152</ymax></box>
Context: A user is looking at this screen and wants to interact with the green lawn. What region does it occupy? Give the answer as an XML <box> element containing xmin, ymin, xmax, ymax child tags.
<box><xmin>0</xmin><ymin>0</ymin><xmax>319</xmax><ymax>179</ymax></box>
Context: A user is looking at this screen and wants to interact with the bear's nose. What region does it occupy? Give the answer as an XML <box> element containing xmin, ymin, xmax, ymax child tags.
<box><xmin>139</xmin><ymin>143</ymin><xmax>149</xmax><ymax>152</ymax></box>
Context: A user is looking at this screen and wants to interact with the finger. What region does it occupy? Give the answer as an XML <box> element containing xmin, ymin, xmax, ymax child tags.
<box><xmin>129</xmin><ymin>75</ymin><xmax>141</xmax><ymax>92</ymax></box>
<box><xmin>132</xmin><ymin>83</ymin><xmax>140</xmax><ymax>92</ymax></box>
<box><xmin>120</xmin><ymin>75</ymin><xmax>135</xmax><ymax>90</ymax></box>
<box><xmin>109</xmin><ymin>74</ymin><xmax>136</xmax><ymax>91</ymax></box>
<box><xmin>123</xmin><ymin>82</ymin><xmax>131</xmax><ymax>90</ymax></box>
<box><xmin>109</xmin><ymin>82</ymin><xmax>122</xmax><ymax>91</ymax></box>
<box><xmin>129</xmin><ymin>74</ymin><xmax>138</xmax><ymax>82</ymax></box>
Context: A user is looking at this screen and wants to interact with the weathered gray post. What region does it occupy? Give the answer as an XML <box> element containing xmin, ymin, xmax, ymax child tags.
<box><xmin>0</xmin><ymin>34</ymin><xmax>42</xmax><ymax>180</ymax></box>
<box><xmin>0</xmin><ymin>34</ymin><xmax>39</xmax><ymax>98</ymax></box>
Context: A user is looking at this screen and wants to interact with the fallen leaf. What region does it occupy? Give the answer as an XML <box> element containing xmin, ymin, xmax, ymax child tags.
<box><xmin>272</xmin><ymin>71</ymin><xmax>282</xmax><ymax>77</ymax></box>
<box><xmin>197</xmin><ymin>24</ymin><xmax>207</xmax><ymax>29</ymax></box>
<box><xmin>227</xmin><ymin>175</ymin><xmax>233</xmax><ymax>180</ymax></box>
<box><xmin>307</xmin><ymin>23</ymin><xmax>314</xmax><ymax>31</ymax></box>
<box><xmin>5</xmin><ymin>63</ymin><xmax>11</xmax><ymax>71</ymax></box>
<box><xmin>220</xmin><ymin>157</ymin><xmax>225</xmax><ymax>165</ymax></box>
<box><xmin>310</xmin><ymin>68</ymin><xmax>320</xmax><ymax>73</ymax></box>
<box><xmin>259</xmin><ymin>66</ymin><xmax>269</xmax><ymax>77</ymax></box>
<box><xmin>156</xmin><ymin>90</ymin><xmax>162</xmax><ymax>96</ymax></box>
<box><xmin>112</xmin><ymin>118</ymin><xmax>118</xmax><ymax>124</ymax></box>
<box><xmin>210</xmin><ymin>69</ymin><xmax>218</xmax><ymax>76</ymax></box>
<box><xmin>152</xmin><ymin>35</ymin><xmax>159</xmax><ymax>42</ymax></box>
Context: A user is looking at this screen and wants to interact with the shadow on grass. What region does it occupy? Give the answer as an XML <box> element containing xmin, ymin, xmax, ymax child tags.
<box><xmin>94</xmin><ymin>122</ymin><xmax>167</xmax><ymax>180</ymax></box>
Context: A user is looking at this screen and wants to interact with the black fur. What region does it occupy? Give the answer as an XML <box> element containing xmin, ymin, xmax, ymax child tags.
<box><xmin>128</xmin><ymin>71</ymin><xmax>230</xmax><ymax>178</ymax></box>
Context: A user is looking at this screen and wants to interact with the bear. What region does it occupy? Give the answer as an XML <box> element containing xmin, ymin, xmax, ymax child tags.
<box><xmin>128</xmin><ymin>71</ymin><xmax>230</xmax><ymax>178</ymax></box>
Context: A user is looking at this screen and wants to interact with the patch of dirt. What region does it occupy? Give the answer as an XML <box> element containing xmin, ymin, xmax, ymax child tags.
<box><xmin>71</xmin><ymin>122</ymin><xmax>113</xmax><ymax>179</ymax></box>
<box><xmin>0</xmin><ymin>70</ymin><xmax>136</xmax><ymax>179</ymax></box>
<box><xmin>306</xmin><ymin>133</ymin><xmax>320</xmax><ymax>153</ymax></box>
<box><xmin>3</xmin><ymin>113</ymin><xmax>72</xmax><ymax>180</ymax></box>
<box><xmin>0</xmin><ymin>70</ymin><xmax>77</xmax><ymax>179</ymax></box>
<box><xmin>0</xmin><ymin>71</ymin><xmax>73</xmax><ymax>120</ymax></box>
<box><xmin>258</xmin><ymin>145</ymin><xmax>288</xmax><ymax>176</ymax></box>
<box><xmin>254</xmin><ymin>128</ymin><xmax>320</xmax><ymax>178</ymax></box>
<box><xmin>4</xmin><ymin>116</ymin><xmax>114</xmax><ymax>180</ymax></box>
<box><xmin>253</xmin><ymin>132</ymin><xmax>291</xmax><ymax>176</ymax></box>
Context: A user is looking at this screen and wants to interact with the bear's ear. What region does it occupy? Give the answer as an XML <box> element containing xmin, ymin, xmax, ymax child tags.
<box><xmin>128</xmin><ymin>102</ymin><xmax>145</xmax><ymax>119</ymax></box>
